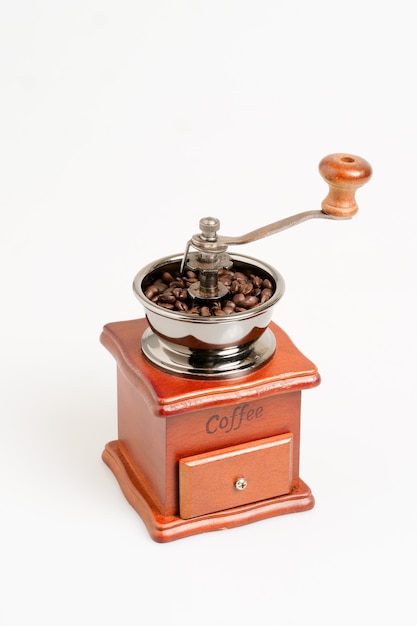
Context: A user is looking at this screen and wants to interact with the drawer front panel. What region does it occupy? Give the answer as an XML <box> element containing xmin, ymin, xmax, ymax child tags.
<box><xmin>179</xmin><ymin>433</ymin><xmax>293</xmax><ymax>519</ymax></box>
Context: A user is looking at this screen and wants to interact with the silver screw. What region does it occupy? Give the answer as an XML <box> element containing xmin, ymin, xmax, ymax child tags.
<box><xmin>235</xmin><ymin>477</ymin><xmax>248</xmax><ymax>491</ymax></box>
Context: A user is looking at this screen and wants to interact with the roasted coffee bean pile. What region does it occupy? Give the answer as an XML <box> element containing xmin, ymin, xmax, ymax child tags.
<box><xmin>144</xmin><ymin>268</ymin><xmax>274</xmax><ymax>316</ymax></box>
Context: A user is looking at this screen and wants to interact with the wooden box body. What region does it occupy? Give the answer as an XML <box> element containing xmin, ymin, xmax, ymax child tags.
<box><xmin>101</xmin><ymin>318</ymin><xmax>320</xmax><ymax>542</ymax></box>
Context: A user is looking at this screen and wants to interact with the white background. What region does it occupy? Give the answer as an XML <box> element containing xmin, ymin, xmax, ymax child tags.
<box><xmin>1</xmin><ymin>2</ymin><xmax>416</xmax><ymax>625</ymax></box>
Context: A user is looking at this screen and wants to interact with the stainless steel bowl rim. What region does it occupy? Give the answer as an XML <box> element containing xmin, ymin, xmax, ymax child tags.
<box><xmin>132</xmin><ymin>252</ymin><xmax>285</xmax><ymax>322</ymax></box>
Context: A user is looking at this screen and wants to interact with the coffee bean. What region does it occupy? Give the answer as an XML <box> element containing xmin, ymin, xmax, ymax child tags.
<box><xmin>240</xmin><ymin>281</ymin><xmax>254</xmax><ymax>295</ymax></box>
<box><xmin>144</xmin><ymin>266</ymin><xmax>275</xmax><ymax>316</ymax></box>
<box><xmin>232</xmin><ymin>293</ymin><xmax>246</xmax><ymax>306</ymax></box>
<box><xmin>242</xmin><ymin>295</ymin><xmax>259</xmax><ymax>308</ymax></box>
<box><xmin>218</xmin><ymin>269</ymin><xmax>234</xmax><ymax>278</ymax></box>
<box><xmin>155</xmin><ymin>281</ymin><xmax>168</xmax><ymax>293</ymax></box>
<box><xmin>261</xmin><ymin>288</ymin><xmax>272</xmax><ymax>303</ymax></box>
<box><xmin>230</xmin><ymin>280</ymin><xmax>240</xmax><ymax>294</ymax></box>
<box><xmin>159</xmin><ymin>292</ymin><xmax>176</xmax><ymax>304</ymax></box>
<box><xmin>162</xmin><ymin>271</ymin><xmax>175</xmax><ymax>283</ymax></box>
<box><xmin>175</xmin><ymin>301</ymin><xmax>189</xmax><ymax>311</ymax></box>
<box><xmin>144</xmin><ymin>285</ymin><xmax>159</xmax><ymax>299</ymax></box>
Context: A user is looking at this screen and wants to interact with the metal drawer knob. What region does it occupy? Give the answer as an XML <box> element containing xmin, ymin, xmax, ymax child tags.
<box><xmin>234</xmin><ymin>477</ymin><xmax>248</xmax><ymax>491</ymax></box>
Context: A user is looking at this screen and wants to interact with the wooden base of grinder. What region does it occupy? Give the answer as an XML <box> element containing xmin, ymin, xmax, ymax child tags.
<box><xmin>100</xmin><ymin>318</ymin><xmax>320</xmax><ymax>542</ymax></box>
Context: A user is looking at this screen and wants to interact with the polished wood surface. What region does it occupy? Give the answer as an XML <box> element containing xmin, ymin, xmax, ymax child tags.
<box><xmin>319</xmin><ymin>153</ymin><xmax>372</xmax><ymax>217</ymax></box>
<box><xmin>164</xmin><ymin>391</ymin><xmax>302</xmax><ymax>516</ymax></box>
<box><xmin>103</xmin><ymin>440</ymin><xmax>314</xmax><ymax>542</ymax></box>
<box><xmin>100</xmin><ymin>318</ymin><xmax>320</xmax><ymax>415</ymax></box>
<box><xmin>179</xmin><ymin>433</ymin><xmax>293</xmax><ymax>519</ymax></box>
<box><xmin>101</xmin><ymin>318</ymin><xmax>319</xmax><ymax>541</ymax></box>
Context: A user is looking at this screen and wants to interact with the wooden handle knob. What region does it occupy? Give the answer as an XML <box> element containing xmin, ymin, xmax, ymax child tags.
<box><xmin>319</xmin><ymin>153</ymin><xmax>372</xmax><ymax>217</ymax></box>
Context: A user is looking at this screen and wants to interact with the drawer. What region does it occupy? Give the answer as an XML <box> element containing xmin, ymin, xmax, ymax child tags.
<box><xmin>179</xmin><ymin>433</ymin><xmax>293</xmax><ymax>519</ymax></box>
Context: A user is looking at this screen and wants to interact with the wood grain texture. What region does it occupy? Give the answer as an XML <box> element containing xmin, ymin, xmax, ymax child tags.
<box><xmin>102</xmin><ymin>440</ymin><xmax>314</xmax><ymax>543</ymax></box>
<box><xmin>101</xmin><ymin>318</ymin><xmax>319</xmax><ymax>539</ymax></box>
<box><xmin>319</xmin><ymin>153</ymin><xmax>372</xmax><ymax>217</ymax></box>
<box><xmin>165</xmin><ymin>392</ymin><xmax>301</xmax><ymax>516</ymax></box>
<box><xmin>100</xmin><ymin>318</ymin><xmax>320</xmax><ymax>416</ymax></box>
<box><xmin>179</xmin><ymin>433</ymin><xmax>293</xmax><ymax>519</ymax></box>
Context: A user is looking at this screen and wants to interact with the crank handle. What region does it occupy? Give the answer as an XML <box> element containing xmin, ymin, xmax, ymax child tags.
<box><xmin>181</xmin><ymin>153</ymin><xmax>372</xmax><ymax>270</ymax></box>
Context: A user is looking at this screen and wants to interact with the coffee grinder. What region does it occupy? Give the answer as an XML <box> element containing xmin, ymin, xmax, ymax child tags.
<box><xmin>100</xmin><ymin>153</ymin><xmax>372</xmax><ymax>542</ymax></box>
